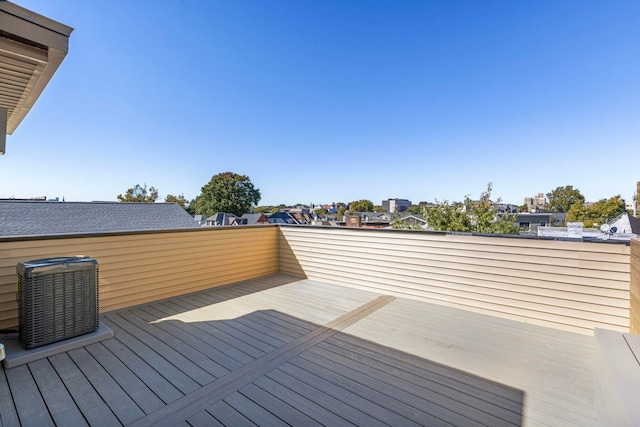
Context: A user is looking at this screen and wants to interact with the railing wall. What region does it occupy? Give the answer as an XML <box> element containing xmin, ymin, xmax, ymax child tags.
<box><xmin>1</xmin><ymin>225</ymin><xmax>632</xmax><ymax>334</ymax></box>
<box><xmin>279</xmin><ymin>226</ymin><xmax>631</xmax><ymax>334</ymax></box>
<box><xmin>0</xmin><ymin>226</ymin><xmax>278</xmax><ymax>330</ymax></box>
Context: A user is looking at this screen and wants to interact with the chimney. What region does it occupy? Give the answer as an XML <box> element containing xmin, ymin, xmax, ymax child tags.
<box><xmin>347</xmin><ymin>215</ymin><xmax>361</xmax><ymax>228</ymax></box>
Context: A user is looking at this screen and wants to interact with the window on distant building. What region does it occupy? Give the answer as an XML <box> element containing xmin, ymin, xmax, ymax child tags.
<box><xmin>519</xmin><ymin>222</ymin><xmax>531</xmax><ymax>230</ymax></box>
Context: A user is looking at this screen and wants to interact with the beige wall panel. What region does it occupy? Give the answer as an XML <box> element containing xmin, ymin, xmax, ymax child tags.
<box><xmin>0</xmin><ymin>227</ymin><xmax>277</xmax><ymax>329</ymax></box>
<box><xmin>281</xmin><ymin>231</ymin><xmax>630</xmax><ymax>280</ymax></box>
<box><xmin>279</xmin><ymin>227</ymin><xmax>631</xmax><ymax>334</ymax></box>
<box><xmin>285</xmin><ymin>247</ymin><xmax>630</xmax><ymax>297</ymax></box>
<box><xmin>290</xmin><ymin>252</ymin><xmax>629</xmax><ymax>312</ymax></box>
<box><xmin>630</xmin><ymin>239</ymin><xmax>640</xmax><ymax>334</ymax></box>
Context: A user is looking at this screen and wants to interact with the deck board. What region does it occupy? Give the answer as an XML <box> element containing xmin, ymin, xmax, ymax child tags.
<box><xmin>28</xmin><ymin>358</ymin><xmax>89</xmax><ymax>426</ymax></box>
<box><xmin>224</xmin><ymin>392</ymin><xmax>288</xmax><ymax>427</ymax></box>
<box><xmin>1</xmin><ymin>274</ymin><xmax>597</xmax><ymax>426</ymax></box>
<box><xmin>84</xmin><ymin>342</ymin><xmax>165</xmax><ymax>414</ymax></box>
<box><xmin>264</xmin><ymin>367</ymin><xmax>387</xmax><ymax>427</ymax></box>
<box><xmin>102</xmin><ymin>316</ymin><xmax>201</xmax><ymax>394</ymax></box>
<box><xmin>67</xmin><ymin>347</ymin><xmax>145</xmax><ymax>425</ymax></box>
<box><xmin>0</xmin><ymin>363</ymin><xmax>20</xmax><ymax>426</ymax></box>
<box><xmin>107</xmin><ymin>312</ymin><xmax>216</xmax><ymax>386</ymax></box>
<box><xmin>315</xmin><ymin>339</ymin><xmax>522</xmax><ymax>424</ymax></box>
<box><xmin>99</xmin><ymin>333</ymin><xmax>184</xmax><ymax>405</ymax></box>
<box><xmin>150</xmin><ymin>301</ymin><xmax>266</xmax><ymax>361</ymax></box>
<box><xmin>133</xmin><ymin>305</ymin><xmax>245</xmax><ymax>371</ymax></box>
<box><xmin>48</xmin><ymin>352</ymin><xmax>121</xmax><ymax>426</ymax></box>
<box><xmin>4</xmin><ymin>364</ymin><xmax>53</xmax><ymax>427</ymax></box>
<box><xmin>206</xmin><ymin>400</ymin><xmax>257</xmax><ymax>427</ymax></box>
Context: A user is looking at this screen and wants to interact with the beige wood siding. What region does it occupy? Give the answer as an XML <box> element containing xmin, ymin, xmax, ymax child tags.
<box><xmin>0</xmin><ymin>226</ymin><xmax>277</xmax><ymax>329</ymax></box>
<box><xmin>279</xmin><ymin>226</ymin><xmax>631</xmax><ymax>334</ymax></box>
<box><xmin>631</xmin><ymin>239</ymin><xmax>640</xmax><ymax>334</ymax></box>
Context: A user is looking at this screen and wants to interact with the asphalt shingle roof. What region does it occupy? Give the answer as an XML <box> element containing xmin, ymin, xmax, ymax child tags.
<box><xmin>0</xmin><ymin>201</ymin><xmax>200</xmax><ymax>237</ymax></box>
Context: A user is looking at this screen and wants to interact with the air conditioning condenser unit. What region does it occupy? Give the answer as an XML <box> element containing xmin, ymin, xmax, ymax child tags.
<box><xmin>17</xmin><ymin>256</ymin><xmax>99</xmax><ymax>349</ymax></box>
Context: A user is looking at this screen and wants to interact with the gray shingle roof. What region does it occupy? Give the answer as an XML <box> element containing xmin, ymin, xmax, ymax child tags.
<box><xmin>0</xmin><ymin>201</ymin><xmax>201</xmax><ymax>237</ymax></box>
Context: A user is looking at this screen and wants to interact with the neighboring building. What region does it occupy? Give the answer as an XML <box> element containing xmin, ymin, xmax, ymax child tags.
<box><xmin>192</xmin><ymin>214</ymin><xmax>207</xmax><ymax>226</ymax></box>
<box><xmin>267</xmin><ymin>210</ymin><xmax>315</xmax><ymax>225</ymax></box>
<box><xmin>237</xmin><ymin>213</ymin><xmax>269</xmax><ymax>225</ymax></box>
<box><xmin>341</xmin><ymin>212</ymin><xmax>390</xmax><ymax>228</ymax></box>
<box><xmin>537</xmin><ymin>212</ymin><xmax>639</xmax><ymax>241</ymax></box>
<box><xmin>524</xmin><ymin>193</ymin><xmax>546</xmax><ymax>212</ymax></box>
<box><xmin>390</xmin><ymin>213</ymin><xmax>428</xmax><ymax>229</ymax></box>
<box><xmin>608</xmin><ymin>212</ymin><xmax>640</xmax><ymax>235</ymax></box>
<box><xmin>494</xmin><ymin>203</ymin><xmax>518</xmax><ymax>214</ymax></box>
<box><xmin>515</xmin><ymin>213</ymin><xmax>559</xmax><ymax>235</ymax></box>
<box><xmin>205</xmin><ymin>212</ymin><xmax>237</xmax><ymax>226</ymax></box>
<box><xmin>267</xmin><ymin>212</ymin><xmax>297</xmax><ymax>224</ymax></box>
<box><xmin>382</xmin><ymin>198</ymin><xmax>412</xmax><ymax>213</ymax></box>
<box><xmin>0</xmin><ymin>201</ymin><xmax>200</xmax><ymax>237</ymax></box>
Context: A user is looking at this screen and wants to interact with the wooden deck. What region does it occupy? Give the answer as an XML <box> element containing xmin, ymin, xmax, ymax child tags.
<box><xmin>0</xmin><ymin>274</ymin><xmax>596</xmax><ymax>426</ymax></box>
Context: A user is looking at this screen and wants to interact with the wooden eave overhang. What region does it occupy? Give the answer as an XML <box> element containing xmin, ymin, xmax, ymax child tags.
<box><xmin>0</xmin><ymin>1</ymin><xmax>72</xmax><ymax>152</ymax></box>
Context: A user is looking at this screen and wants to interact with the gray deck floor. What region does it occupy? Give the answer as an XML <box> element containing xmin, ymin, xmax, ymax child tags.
<box><xmin>0</xmin><ymin>274</ymin><xmax>595</xmax><ymax>426</ymax></box>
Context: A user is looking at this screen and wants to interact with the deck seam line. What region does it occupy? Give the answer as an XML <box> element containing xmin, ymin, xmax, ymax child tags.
<box><xmin>127</xmin><ymin>295</ymin><xmax>395</xmax><ymax>427</ymax></box>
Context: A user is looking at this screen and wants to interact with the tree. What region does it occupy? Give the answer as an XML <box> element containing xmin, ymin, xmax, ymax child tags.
<box><xmin>193</xmin><ymin>172</ymin><xmax>261</xmax><ymax>217</ymax></box>
<box><xmin>566</xmin><ymin>195</ymin><xmax>628</xmax><ymax>228</ymax></box>
<box><xmin>424</xmin><ymin>183</ymin><xmax>519</xmax><ymax>234</ymax></box>
<box><xmin>314</xmin><ymin>208</ymin><xmax>329</xmax><ymax>215</ymax></box>
<box><xmin>337</xmin><ymin>205</ymin><xmax>346</xmax><ymax>219</ymax></box>
<box><xmin>117</xmin><ymin>184</ymin><xmax>158</xmax><ymax>203</ymax></box>
<box><xmin>424</xmin><ymin>201</ymin><xmax>471</xmax><ymax>232</ymax></box>
<box><xmin>165</xmin><ymin>194</ymin><xmax>188</xmax><ymax>210</ymax></box>
<box><xmin>349</xmin><ymin>199</ymin><xmax>373</xmax><ymax>212</ymax></box>
<box><xmin>405</xmin><ymin>205</ymin><xmax>423</xmax><ymax>215</ymax></box>
<box><xmin>373</xmin><ymin>205</ymin><xmax>386</xmax><ymax>213</ymax></box>
<box><xmin>546</xmin><ymin>186</ymin><xmax>584</xmax><ymax>212</ymax></box>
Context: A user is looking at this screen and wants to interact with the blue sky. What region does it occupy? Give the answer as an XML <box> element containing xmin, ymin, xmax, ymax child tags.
<box><xmin>2</xmin><ymin>0</ymin><xmax>639</xmax><ymax>206</ymax></box>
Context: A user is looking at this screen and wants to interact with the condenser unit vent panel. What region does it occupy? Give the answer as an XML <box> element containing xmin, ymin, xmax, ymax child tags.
<box><xmin>17</xmin><ymin>256</ymin><xmax>99</xmax><ymax>349</ymax></box>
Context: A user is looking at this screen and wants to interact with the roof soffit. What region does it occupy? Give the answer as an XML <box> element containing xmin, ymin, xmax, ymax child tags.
<box><xmin>0</xmin><ymin>2</ymin><xmax>72</xmax><ymax>137</ymax></box>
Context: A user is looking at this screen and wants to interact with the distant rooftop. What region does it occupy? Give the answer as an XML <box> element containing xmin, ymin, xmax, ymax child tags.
<box><xmin>0</xmin><ymin>201</ymin><xmax>200</xmax><ymax>237</ymax></box>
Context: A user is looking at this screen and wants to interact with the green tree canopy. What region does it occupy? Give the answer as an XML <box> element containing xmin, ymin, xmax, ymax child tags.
<box><xmin>165</xmin><ymin>194</ymin><xmax>188</xmax><ymax>210</ymax></box>
<box><xmin>546</xmin><ymin>185</ymin><xmax>584</xmax><ymax>212</ymax></box>
<box><xmin>566</xmin><ymin>195</ymin><xmax>628</xmax><ymax>228</ymax></box>
<box><xmin>423</xmin><ymin>201</ymin><xmax>471</xmax><ymax>232</ymax></box>
<box><xmin>193</xmin><ymin>172</ymin><xmax>261</xmax><ymax>217</ymax></box>
<box><xmin>424</xmin><ymin>183</ymin><xmax>519</xmax><ymax>234</ymax></box>
<box><xmin>405</xmin><ymin>205</ymin><xmax>423</xmax><ymax>215</ymax></box>
<box><xmin>349</xmin><ymin>199</ymin><xmax>374</xmax><ymax>212</ymax></box>
<box><xmin>117</xmin><ymin>184</ymin><xmax>158</xmax><ymax>203</ymax></box>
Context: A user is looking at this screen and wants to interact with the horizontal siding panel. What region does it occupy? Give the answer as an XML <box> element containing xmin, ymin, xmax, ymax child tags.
<box><xmin>285</xmin><ymin>246</ymin><xmax>629</xmax><ymax>292</ymax></box>
<box><xmin>299</xmin><ymin>267</ymin><xmax>627</xmax><ymax>333</ymax></box>
<box><xmin>279</xmin><ymin>227</ymin><xmax>631</xmax><ymax>334</ymax></box>
<box><xmin>281</xmin><ymin>232</ymin><xmax>630</xmax><ymax>280</ymax></box>
<box><xmin>294</xmin><ymin>261</ymin><xmax>629</xmax><ymax>326</ymax></box>
<box><xmin>631</xmin><ymin>239</ymin><xmax>640</xmax><ymax>334</ymax></box>
<box><xmin>0</xmin><ymin>229</ymin><xmax>274</xmax><ymax>267</ymax></box>
<box><xmin>100</xmin><ymin>266</ymin><xmax>276</xmax><ymax>313</ymax></box>
<box><xmin>0</xmin><ymin>227</ymin><xmax>277</xmax><ymax>329</ymax></box>
<box><xmin>286</xmin><ymin>251</ymin><xmax>629</xmax><ymax>310</ymax></box>
<box><xmin>281</xmin><ymin>226</ymin><xmax>630</xmax><ymax>256</ymax></box>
